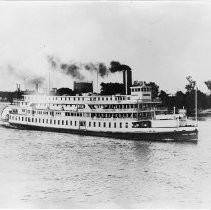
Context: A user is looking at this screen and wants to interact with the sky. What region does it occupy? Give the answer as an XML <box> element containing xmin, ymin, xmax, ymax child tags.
<box><xmin>0</xmin><ymin>1</ymin><xmax>211</xmax><ymax>93</ymax></box>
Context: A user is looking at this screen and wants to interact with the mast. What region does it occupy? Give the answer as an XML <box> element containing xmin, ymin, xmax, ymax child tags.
<box><xmin>48</xmin><ymin>68</ymin><xmax>51</xmax><ymax>94</ymax></box>
<box><xmin>195</xmin><ymin>85</ymin><xmax>198</xmax><ymax>125</ymax></box>
<box><xmin>97</xmin><ymin>67</ymin><xmax>99</xmax><ymax>94</ymax></box>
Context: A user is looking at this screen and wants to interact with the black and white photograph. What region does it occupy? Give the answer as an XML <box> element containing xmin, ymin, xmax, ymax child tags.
<box><xmin>0</xmin><ymin>0</ymin><xmax>211</xmax><ymax>208</ymax></box>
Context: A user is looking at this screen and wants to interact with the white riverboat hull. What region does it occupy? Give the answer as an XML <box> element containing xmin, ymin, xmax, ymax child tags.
<box><xmin>1</xmin><ymin>121</ymin><xmax>198</xmax><ymax>142</ymax></box>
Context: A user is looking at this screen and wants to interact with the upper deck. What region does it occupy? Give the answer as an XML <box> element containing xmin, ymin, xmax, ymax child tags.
<box><xmin>18</xmin><ymin>94</ymin><xmax>161</xmax><ymax>105</ymax></box>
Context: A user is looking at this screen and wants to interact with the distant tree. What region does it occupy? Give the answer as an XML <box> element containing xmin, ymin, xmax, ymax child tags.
<box><xmin>205</xmin><ymin>80</ymin><xmax>211</xmax><ymax>91</ymax></box>
<box><xmin>145</xmin><ymin>82</ymin><xmax>159</xmax><ymax>99</ymax></box>
<box><xmin>8</xmin><ymin>92</ymin><xmax>14</xmax><ymax>104</ymax></box>
<box><xmin>159</xmin><ymin>90</ymin><xmax>169</xmax><ymax>107</ymax></box>
<box><xmin>185</xmin><ymin>76</ymin><xmax>196</xmax><ymax>92</ymax></box>
<box><xmin>56</xmin><ymin>88</ymin><xmax>75</xmax><ymax>96</ymax></box>
<box><xmin>100</xmin><ymin>82</ymin><xmax>125</xmax><ymax>95</ymax></box>
<box><xmin>175</xmin><ymin>91</ymin><xmax>186</xmax><ymax>109</ymax></box>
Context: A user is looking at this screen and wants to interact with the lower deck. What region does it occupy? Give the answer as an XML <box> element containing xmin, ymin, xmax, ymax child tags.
<box><xmin>7</xmin><ymin>113</ymin><xmax>198</xmax><ymax>134</ymax></box>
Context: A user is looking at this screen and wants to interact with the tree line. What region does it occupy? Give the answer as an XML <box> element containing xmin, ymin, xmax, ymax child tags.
<box><xmin>1</xmin><ymin>77</ymin><xmax>211</xmax><ymax>116</ymax></box>
<box><xmin>100</xmin><ymin>77</ymin><xmax>211</xmax><ymax>115</ymax></box>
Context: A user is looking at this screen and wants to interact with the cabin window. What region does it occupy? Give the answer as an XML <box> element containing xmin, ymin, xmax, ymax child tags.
<box><xmin>75</xmin><ymin>121</ymin><xmax>77</xmax><ymax>126</ymax></box>
<box><xmin>89</xmin><ymin>122</ymin><xmax>91</xmax><ymax>127</ymax></box>
<box><xmin>58</xmin><ymin>120</ymin><xmax>60</xmax><ymax>125</ymax></box>
<box><xmin>125</xmin><ymin>122</ymin><xmax>128</xmax><ymax>128</ymax></box>
<box><xmin>120</xmin><ymin>122</ymin><xmax>122</xmax><ymax>128</ymax></box>
<box><xmin>93</xmin><ymin>122</ymin><xmax>96</xmax><ymax>127</ymax></box>
<box><xmin>114</xmin><ymin>122</ymin><xmax>116</xmax><ymax>128</ymax></box>
<box><xmin>70</xmin><ymin>121</ymin><xmax>72</xmax><ymax>125</ymax></box>
<box><xmin>109</xmin><ymin>122</ymin><xmax>111</xmax><ymax>128</ymax></box>
<box><xmin>132</xmin><ymin>121</ymin><xmax>151</xmax><ymax>128</ymax></box>
<box><xmin>65</xmin><ymin>112</ymin><xmax>70</xmax><ymax>116</ymax></box>
<box><xmin>54</xmin><ymin>120</ymin><xmax>56</xmax><ymax>124</ymax></box>
<box><xmin>28</xmin><ymin>117</ymin><xmax>30</xmax><ymax>122</ymax></box>
<box><xmin>35</xmin><ymin>118</ymin><xmax>37</xmax><ymax>123</ymax></box>
<box><xmin>46</xmin><ymin>119</ymin><xmax>48</xmax><ymax>123</ymax></box>
<box><xmin>50</xmin><ymin>119</ymin><xmax>52</xmax><ymax>124</ymax></box>
<box><xmin>32</xmin><ymin>118</ymin><xmax>34</xmax><ymax>122</ymax></box>
<box><xmin>22</xmin><ymin>117</ymin><xmax>24</xmax><ymax>121</ymax></box>
<box><xmin>104</xmin><ymin>122</ymin><xmax>106</xmax><ymax>127</ymax></box>
<box><xmin>80</xmin><ymin>121</ymin><xmax>86</xmax><ymax>126</ymax></box>
<box><xmin>99</xmin><ymin>122</ymin><xmax>101</xmax><ymax>127</ymax></box>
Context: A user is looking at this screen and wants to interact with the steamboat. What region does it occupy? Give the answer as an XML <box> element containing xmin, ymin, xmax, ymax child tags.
<box><xmin>1</xmin><ymin>69</ymin><xmax>198</xmax><ymax>141</ymax></box>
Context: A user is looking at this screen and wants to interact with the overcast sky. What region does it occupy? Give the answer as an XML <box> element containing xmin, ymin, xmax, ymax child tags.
<box><xmin>0</xmin><ymin>1</ymin><xmax>211</xmax><ymax>93</ymax></box>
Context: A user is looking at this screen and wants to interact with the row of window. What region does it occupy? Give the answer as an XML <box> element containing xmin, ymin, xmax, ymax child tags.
<box><xmin>24</xmin><ymin>96</ymin><xmax>131</xmax><ymax>102</ymax></box>
<box><xmin>131</xmin><ymin>87</ymin><xmax>151</xmax><ymax>92</ymax></box>
<box><xmin>10</xmin><ymin>115</ymin><xmax>129</xmax><ymax>128</ymax></box>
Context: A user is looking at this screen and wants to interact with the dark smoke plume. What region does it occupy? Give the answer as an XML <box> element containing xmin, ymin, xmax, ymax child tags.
<box><xmin>84</xmin><ymin>62</ymin><xmax>108</xmax><ymax>77</ymax></box>
<box><xmin>109</xmin><ymin>61</ymin><xmax>131</xmax><ymax>73</ymax></box>
<box><xmin>47</xmin><ymin>55</ymin><xmax>85</xmax><ymax>80</ymax></box>
<box><xmin>47</xmin><ymin>56</ymin><xmax>131</xmax><ymax>81</ymax></box>
<box><xmin>60</xmin><ymin>63</ymin><xmax>85</xmax><ymax>80</ymax></box>
<box><xmin>98</xmin><ymin>63</ymin><xmax>108</xmax><ymax>77</ymax></box>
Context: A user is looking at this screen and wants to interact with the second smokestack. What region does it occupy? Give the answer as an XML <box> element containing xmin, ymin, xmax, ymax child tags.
<box><xmin>123</xmin><ymin>69</ymin><xmax>132</xmax><ymax>95</ymax></box>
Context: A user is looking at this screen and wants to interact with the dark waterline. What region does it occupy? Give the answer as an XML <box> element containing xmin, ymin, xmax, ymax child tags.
<box><xmin>0</xmin><ymin>104</ymin><xmax>211</xmax><ymax>208</ymax></box>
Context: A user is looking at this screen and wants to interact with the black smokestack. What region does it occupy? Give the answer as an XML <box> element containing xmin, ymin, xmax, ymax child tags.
<box><xmin>108</xmin><ymin>61</ymin><xmax>132</xmax><ymax>95</ymax></box>
<box><xmin>123</xmin><ymin>69</ymin><xmax>132</xmax><ymax>95</ymax></box>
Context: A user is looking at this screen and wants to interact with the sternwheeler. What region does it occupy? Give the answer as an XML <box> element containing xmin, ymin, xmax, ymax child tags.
<box><xmin>1</xmin><ymin>69</ymin><xmax>198</xmax><ymax>141</ymax></box>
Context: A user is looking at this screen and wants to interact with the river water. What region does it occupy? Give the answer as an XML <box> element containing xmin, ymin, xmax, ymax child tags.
<box><xmin>0</xmin><ymin>103</ymin><xmax>211</xmax><ymax>208</ymax></box>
